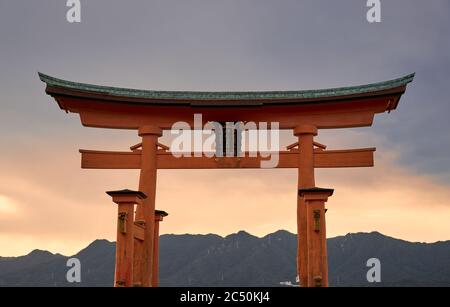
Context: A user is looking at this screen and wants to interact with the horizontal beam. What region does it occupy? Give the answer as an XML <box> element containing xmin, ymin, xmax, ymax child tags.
<box><xmin>77</xmin><ymin>107</ymin><xmax>379</xmax><ymax>130</ymax></box>
<box><xmin>81</xmin><ymin>150</ymin><xmax>141</xmax><ymax>169</ymax></box>
<box><xmin>80</xmin><ymin>148</ymin><xmax>375</xmax><ymax>169</ymax></box>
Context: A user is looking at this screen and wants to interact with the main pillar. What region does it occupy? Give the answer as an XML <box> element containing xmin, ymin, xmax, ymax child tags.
<box><xmin>298</xmin><ymin>188</ymin><xmax>333</xmax><ymax>287</ymax></box>
<box><xmin>135</xmin><ymin>125</ymin><xmax>162</xmax><ymax>287</ymax></box>
<box><xmin>294</xmin><ymin>124</ymin><xmax>317</xmax><ymax>287</ymax></box>
<box><xmin>107</xmin><ymin>189</ymin><xmax>147</xmax><ymax>287</ymax></box>
<box><xmin>152</xmin><ymin>210</ymin><xmax>168</xmax><ymax>287</ymax></box>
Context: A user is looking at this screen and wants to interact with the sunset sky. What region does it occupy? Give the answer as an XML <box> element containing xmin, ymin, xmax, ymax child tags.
<box><xmin>1</xmin><ymin>0</ymin><xmax>450</xmax><ymax>256</ymax></box>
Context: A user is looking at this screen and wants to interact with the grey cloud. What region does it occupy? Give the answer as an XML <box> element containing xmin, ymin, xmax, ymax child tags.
<box><xmin>0</xmin><ymin>0</ymin><xmax>449</xmax><ymax>180</ymax></box>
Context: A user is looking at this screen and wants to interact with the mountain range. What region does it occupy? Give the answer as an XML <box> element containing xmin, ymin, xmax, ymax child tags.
<box><xmin>1</xmin><ymin>231</ymin><xmax>449</xmax><ymax>287</ymax></box>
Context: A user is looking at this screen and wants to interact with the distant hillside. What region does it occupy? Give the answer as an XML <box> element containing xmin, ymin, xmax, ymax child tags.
<box><xmin>0</xmin><ymin>231</ymin><xmax>449</xmax><ymax>287</ymax></box>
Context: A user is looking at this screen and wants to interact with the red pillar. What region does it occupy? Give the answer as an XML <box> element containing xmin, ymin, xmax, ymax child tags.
<box><xmin>133</xmin><ymin>218</ymin><xmax>146</xmax><ymax>287</ymax></box>
<box><xmin>294</xmin><ymin>125</ymin><xmax>317</xmax><ymax>287</ymax></box>
<box><xmin>135</xmin><ymin>125</ymin><xmax>162</xmax><ymax>287</ymax></box>
<box><xmin>152</xmin><ymin>210</ymin><xmax>168</xmax><ymax>287</ymax></box>
<box><xmin>107</xmin><ymin>189</ymin><xmax>147</xmax><ymax>287</ymax></box>
<box><xmin>298</xmin><ymin>188</ymin><xmax>333</xmax><ymax>287</ymax></box>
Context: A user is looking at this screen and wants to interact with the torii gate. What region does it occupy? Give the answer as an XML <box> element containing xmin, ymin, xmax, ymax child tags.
<box><xmin>39</xmin><ymin>72</ymin><xmax>414</xmax><ymax>287</ymax></box>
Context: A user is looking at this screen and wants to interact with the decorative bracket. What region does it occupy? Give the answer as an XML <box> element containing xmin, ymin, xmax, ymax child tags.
<box><xmin>118</xmin><ymin>212</ymin><xmax>128</xmax><ymax>234</ymax></box>
<box><xmin>313</xmin><ymin>210</ymin><xmax>321</xmax><ymax>233</ymax></box>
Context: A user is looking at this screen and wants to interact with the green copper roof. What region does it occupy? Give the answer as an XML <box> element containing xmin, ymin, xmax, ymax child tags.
<box><xmin>39</xmin><ymin>72</ymin><xmax>414</xmax><ymax>101</ymax></box>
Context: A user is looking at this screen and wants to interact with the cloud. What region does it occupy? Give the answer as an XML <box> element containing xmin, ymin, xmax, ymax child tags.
<box><xmin>0</xmin><ymin>195</ymin><xmax>20</xmax><ymax>215</ymax></box>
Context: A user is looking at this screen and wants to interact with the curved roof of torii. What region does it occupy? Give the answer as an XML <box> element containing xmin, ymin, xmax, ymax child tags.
<box><xmin>38</xmin><ymin>72</ymin><xmax>415</xmax><ymax>130</ymax></box>
<box><xmin>39</xmin><ymin>72</ymin><xmax>414</xmax><ymax>108</ymax></box>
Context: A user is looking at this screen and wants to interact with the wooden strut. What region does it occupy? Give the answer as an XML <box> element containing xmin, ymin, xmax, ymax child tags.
<box><xmin>287</xmin><ymin>141</ymin><xmax>327</xmax><ymax>151</ymax></box>
<box><xmin>130</xmin><ymin>142</ymin><xmax>170</xmax><ymax>151</ymax></box>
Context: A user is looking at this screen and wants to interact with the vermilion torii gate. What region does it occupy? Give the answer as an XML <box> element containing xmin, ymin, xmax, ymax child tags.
<box><xmin>39</xmin><ymin>72</ymin><xmax>414</xmax><ymax>287</ymax></box>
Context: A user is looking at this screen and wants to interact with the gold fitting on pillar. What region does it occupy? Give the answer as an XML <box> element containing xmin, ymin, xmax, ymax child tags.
<box><xmin>313</xmin><ymin>210</ymin><xmax>321</xmax><ymax>233</ymax></box>
<box><xmin>294</xmin><ymin>125</ymin><xmax>318</xmax><ymax>136</ymax></box>
<box><xmin>118</xmin><ymin>212</ymin><xmax>128</xmax><ymax>234</ymax></box>
<box><xmin>116</xmin><ymin>280</ymin><xmax>126</xmax><ymax>287</ymax></box>
<box><xmin>138</xmin><ymin>125</ymin><xmax>162</xmax><ymax>137</ymax></box>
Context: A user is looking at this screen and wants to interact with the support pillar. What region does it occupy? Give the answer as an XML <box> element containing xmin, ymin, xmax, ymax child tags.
<box><xmin>294</xmin><ymin>124</ymin><xmax>317</xmax><ymax>287</ymax></box>
<box><xmin>133</xmin><ymin>218</ymin><xmax>146</xmax><ymax>287</ymax></box>
<box><xmin>298</xmin><ymin>188</ymin><xmax>333</xmax><ymax>287</ymax></box>
<box><xmin>151</xmin><ymin>210</ymin><xmax>168</xmax><ymax>287</ymax></box>
<box><xmin>106</xmin><ymin>189</ymin><xmax>147</xmax><ymax>287</ymax></box>
<box><xmin>135</xmin><ymin>125</ymin><xmax>162</xmax><ymax>287</ymax></box>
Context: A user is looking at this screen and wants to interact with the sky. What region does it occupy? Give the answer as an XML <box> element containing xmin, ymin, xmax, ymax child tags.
<box><xmin>1</xmin><ymin>0</ymin><xmax>450</xmax><ymax>256</ymax></box>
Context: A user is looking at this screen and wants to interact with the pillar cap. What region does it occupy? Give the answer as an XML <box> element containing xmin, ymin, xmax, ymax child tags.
<box><xmin>106</xmin><ymin>189</ymin><xmax>147</xmax><ymax>199</ymax></box>
<box><xmin>155</xmin><ymin>210</ymin><xmax>169</xmax><ymax>217</ymax></box>
<box><xmin>294</xmin><ymin>125</ymin><xmax>318</xmax><ymax>136</ymax></box>
<box><xmin>298</xmin><ymin>187</ymin><xmax>334</xmax><ymax>197</ymax></box>
<box><xmin>138</xmin><ymin>125</ymin><xmax>162</xmax><ymax>136</ymax></box>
